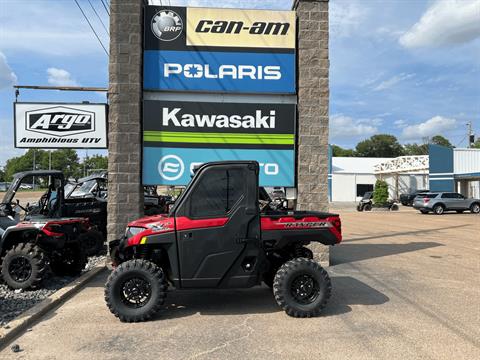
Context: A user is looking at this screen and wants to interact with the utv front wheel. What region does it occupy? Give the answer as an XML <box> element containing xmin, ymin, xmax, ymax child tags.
<box><xmin>273</xmin><ymin>258</ymin><xmax>331</xmax><ymax>318</ymax></box>
<box><xmin>1</xmin><ymin>243</ymin><xmax>48</xmax><ymax>289</ymax></box>
<box><xmin>105</xmin><ymin>260</ymin><xmax>167</xmax><ymax>322</ymax></box>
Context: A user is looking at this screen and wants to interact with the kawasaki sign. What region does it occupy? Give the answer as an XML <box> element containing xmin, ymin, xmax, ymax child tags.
<box><xmin>14</xmin><ymin>103</ymin><xmax>107</xmax><ymax>149</ymax></box>
<box><xmin>142</xmin><ymin>100</ymin><xmax>295</xmax><ymax>186</ymax></box>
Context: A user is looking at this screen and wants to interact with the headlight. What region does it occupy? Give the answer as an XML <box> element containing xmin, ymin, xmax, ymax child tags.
<box><xmin>125</xmin><ymin>226</ymin><xmax>146</xmax><ymax>239</ymax></box>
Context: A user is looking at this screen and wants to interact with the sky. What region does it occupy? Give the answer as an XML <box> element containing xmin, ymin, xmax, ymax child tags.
<box><xmin>0</xmin><ymin>0</ymin><xmax>479</xmax><ymax>166</ymax></box>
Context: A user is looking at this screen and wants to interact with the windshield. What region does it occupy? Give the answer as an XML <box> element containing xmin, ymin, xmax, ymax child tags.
<box><xmin>70</xmin><ymin>179</ymin><xmax>97</xmax><ymax>197</ymax></box>
<box><xmin>1</xmin><ymin>178</ymin><xmax>21</xmax><ymax>204</ymax></box>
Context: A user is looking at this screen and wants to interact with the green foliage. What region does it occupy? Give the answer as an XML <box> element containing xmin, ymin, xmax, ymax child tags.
<box><xmin>83</xmin><ymin>155</ymin><xmax>108</xmax><ymax>175</ymax></box>
<box><xmin>373</xmin><ymin>179</ymin><xmax>389</xmax><ymax>205</ymax></box>
<box><xmin>471</xmin><ymin>139</ymin><xmax>480</xmax><ymax>149</ymax></box>
<box><xmin>0</xmin><ymin>168</ymin><xmax>5</xmax><ymax>182</ymax></box>
<box><xmin>430</xmin><ymin>135</ymin><xmax>453</xmax><ymax>148</ymax></box>
<box><xmin>403</xmin><ymin>143</ymin><xmax>428</xmax><ymax>156</ymax></box>
<box><xmin>4</xmin><ymin>149</ymin><xmax>86</xmax><ymax>181</ymax></box>
<box><xmin>331</xmin><ymin>145</ymin><xmax>355</xmax><ymax>157</ymax></box>
<box><xmin>355</xmin><ymin>134</ymin><xmax>404</xmax><ymax>158</ymax></box>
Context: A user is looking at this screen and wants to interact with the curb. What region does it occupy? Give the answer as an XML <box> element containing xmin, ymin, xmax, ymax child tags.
<box><xmin>0</xmin><ymin>265</ymin><xmax>107</xmax><ymax>351</ymax></box>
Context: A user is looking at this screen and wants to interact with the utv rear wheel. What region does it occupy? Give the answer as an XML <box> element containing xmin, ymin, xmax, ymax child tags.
<box><xmin>363</xmin><ymin>203</ymin><xmax>372</xmax><ymax>211</ymax></box>
<box><xmin>273</xmin><ymin>258</ymin><xmax>331</xmax><ymax>318</ymax></box>
<box><xmin>105</xmin><ymin>260</ymin><xmax>167</xmax><ymax>322</ymax></box>
<box><xmin>81</xmin><ymin>230</ymin><xmax>105</xmax><ymax>257</ymax></box>
<box><xmin>50</xmin><ymin>244</ymin><xmax>87</xmax><ymax>276</ymax></box>
<box><xmin>1</xmin><ymin>243</ymin><xmax>48</xmax><ymax>289</ymax></box>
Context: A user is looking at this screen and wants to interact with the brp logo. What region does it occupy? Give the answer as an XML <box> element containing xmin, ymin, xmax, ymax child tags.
<box><xmin>151</xmin><ymin>10</ymin><xmax>183</xmax><ymax>41</ymax></box>
<box><xmin>158</xmin><ymin>155</ymin><xmax>184</xmax><ymax>181</ymax></box>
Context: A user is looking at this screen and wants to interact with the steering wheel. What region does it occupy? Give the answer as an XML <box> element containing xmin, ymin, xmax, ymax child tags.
<box><xmin>14</xmin><ymin>200</ymin><xmax>28</xmax><ymax>212</ymax></box>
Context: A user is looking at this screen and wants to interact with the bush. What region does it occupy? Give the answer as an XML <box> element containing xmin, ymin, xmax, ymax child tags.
<box><xmin>373</xmin><ymin>180</ymin><xmax>389</xmax><ymax>205</ymax></box>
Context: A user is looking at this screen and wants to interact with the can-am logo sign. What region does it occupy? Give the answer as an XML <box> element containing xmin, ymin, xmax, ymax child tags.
<box><xmin>26</xmin><ymin>106</ymin><xmax>95</xmax><ymax>137</ymax></box>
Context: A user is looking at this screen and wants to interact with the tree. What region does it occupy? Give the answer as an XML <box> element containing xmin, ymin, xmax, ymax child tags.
<box><xmin>0</xmin><ymin>168</ymin><xmax>5</xmax><ymax>182</ymax></box>
<box><xmin>373</xmin><ymin>179</ymin><xmax>389</xmax><ymax>205</ymax></box>
<box><xmin>4</xmin><ymin>149</ymin><xmax>47</xmax><ymax>181</ymax></box>
<box><xmin>331</xmin><ymin>145</ymin><xmax>355</xmax><ymax>157</ymax></box>
<box><xmin>471</xmin><ymin>139</ymin><xmax>480</xmax><ymax>149</ymax></box>
<box><xmin>403</xmin><ymin>143</ymin><xmax>428</xmax><ymax>156</ymax></box>
<box><xmin>83</xmin><ymin>155</ymin><xmax>108</xmax><ymax>175</ymax></box>
<box><xmin>430</xmin><ymin>135</ymin><xmax>453</xmax><ymax>148</ymax></box>
<box><xmin>355</xmin><ymin>134</ymin><xmax>404</xmax><ymax>158</ymax></box>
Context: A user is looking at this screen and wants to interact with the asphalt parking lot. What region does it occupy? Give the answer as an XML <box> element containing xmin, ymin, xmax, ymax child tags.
<box><xmin>1</xmin><ymin>208</ymin><xmax>479</xmax><ymax>359</ymax></box>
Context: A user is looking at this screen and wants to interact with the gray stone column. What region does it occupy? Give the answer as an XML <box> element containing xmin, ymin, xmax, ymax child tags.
<box><xmin>107</xmin><ymin>0</ymin><xmax>144</xmax><ymax>242</ymax></box>
<box><xmin>295</xmin><ymin>0</ymin><xmax>330</xmax><ymax>265</ymax></box>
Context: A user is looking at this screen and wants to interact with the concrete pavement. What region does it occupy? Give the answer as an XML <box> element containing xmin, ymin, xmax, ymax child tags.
<box><xmin>1</xmin><ymin>208</ymin><xmax>479</xmax><ymax>359</ymax></box>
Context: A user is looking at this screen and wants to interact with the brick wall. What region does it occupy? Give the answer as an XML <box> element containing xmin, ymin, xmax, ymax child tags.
<box><xmin>107</xmin><ymin>0</ymin><xmax>144</xmax><ymax>242</ymax></box>
<box><xmin>295</xmin><ymin>0</ymin><xmax>330</xmax><ymax>265</ymax></box>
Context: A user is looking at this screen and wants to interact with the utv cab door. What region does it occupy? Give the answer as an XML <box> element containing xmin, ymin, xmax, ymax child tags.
<box><xmin>173</xmin><ymin>162</ymin><xmax>261</xmax><ymax>289</ymax></box>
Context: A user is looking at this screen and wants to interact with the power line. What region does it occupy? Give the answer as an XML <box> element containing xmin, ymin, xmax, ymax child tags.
<box><xmin>73</xmin><ymin>0</ymin><xmax>109</xmax><ymax>56</ymax></box>
<box><xmin>87</xmin><ymin>0</ymin><xmax>109</xmax><ymax>35</ymax></box>
<box><xmin>100</xmin><ymin>0</ymin><xmax>110</xmax><ymax>16</ymax></box>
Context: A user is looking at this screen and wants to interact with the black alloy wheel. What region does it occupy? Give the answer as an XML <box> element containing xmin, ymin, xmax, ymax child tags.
<box><xmin>290</xmin><ymin>274</ymin><xmax>320</xmax><ymax>305</ymax></box>
<box><xmin>8</xmin><ymin>256</ymin><xmax>32</xmax><ymax>283</ymax></box>
<box><xmin>120</xmin><ymin>277</ymin><xmax>152</xmax><ymax>308</ymax></box>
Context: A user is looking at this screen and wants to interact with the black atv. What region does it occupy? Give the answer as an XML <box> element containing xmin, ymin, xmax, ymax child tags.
<box><xmin>0</xmin><ymin>170</ymin><xmax>99</xmax><ymax>289</ymax></box>
<box><xmin>105</xmin><ymin>161</ymin><xmax>342</xmax><ymax>322</ymax></box>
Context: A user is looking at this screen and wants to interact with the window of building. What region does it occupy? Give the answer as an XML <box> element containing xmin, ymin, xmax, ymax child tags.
<box><xmin>356</xmin><ymin>184</ymin><xmax>374</xmax><ymax>197</ymax></box>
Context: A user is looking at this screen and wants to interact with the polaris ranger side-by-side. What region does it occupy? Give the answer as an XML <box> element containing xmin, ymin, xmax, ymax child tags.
<box><xmin>0</xmin><ymin>171</ymin><xmax>98</xmax><ymax>289</ymax></box>
<box><xmin>105</xmin><ymin>161</ymin><xmax>342</xmax><ymax>322</ymax></box>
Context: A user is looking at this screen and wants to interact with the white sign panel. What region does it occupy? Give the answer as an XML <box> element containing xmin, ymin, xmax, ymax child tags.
<box><xmin>14</xmin><ymin>102</ymin><xmax>107</xmax><ymax>149</ymax></box>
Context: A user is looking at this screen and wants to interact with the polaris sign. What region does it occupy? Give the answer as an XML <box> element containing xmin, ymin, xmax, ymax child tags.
<box><xmin>144</xmin><ymin>50</ymin><xmax>295</xmax><ymax>93</ymax></box>
<box><xmin>14</xmin><ymin>103</ymin><xmax>107</xmax><ymax>149</ymax></box>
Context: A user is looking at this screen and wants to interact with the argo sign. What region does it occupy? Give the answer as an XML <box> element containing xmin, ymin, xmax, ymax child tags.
<box><xmin>14</xmin><ymin>103</ymin><xmax>107</xmax><ymax>149</ymax></box>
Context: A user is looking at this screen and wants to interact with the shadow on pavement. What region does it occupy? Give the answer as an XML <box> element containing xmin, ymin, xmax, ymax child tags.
<box><xmin>151</xmin><ymin>275</ymin><xmax>388</xmax><ymax>321</ymax></box>
<box><xmin>323</xmin><ymin>276</ymin><xmax>389</xmax><ymax>316</ymax></box>
<box><xmin>331</xmin><ymin>241</ymin><xmax>443</xmax><ymax>265</ymax></box>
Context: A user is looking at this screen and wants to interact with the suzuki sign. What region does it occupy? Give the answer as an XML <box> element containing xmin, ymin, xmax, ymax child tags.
<box><xmin>14</xmin><ymin>103</ymin><xmax>107</xmax><ymax>149</ymax></box>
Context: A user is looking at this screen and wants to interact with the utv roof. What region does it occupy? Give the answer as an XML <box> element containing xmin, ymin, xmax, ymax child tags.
<box><xmin>13</xmin><ymin>170</ymin><xmax>64</xmax><ymax>179</ymax></box>
<box><xmin>77</xmin><ymin>171</ymin><xmax>107</xmax><ymax>183</ymax></box>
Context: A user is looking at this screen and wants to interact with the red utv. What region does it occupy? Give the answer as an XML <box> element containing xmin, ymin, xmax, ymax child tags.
<box><xmin>105</xmin><ymin>161</ymin><xmax>342</xmax><ymax>322</ymax></box>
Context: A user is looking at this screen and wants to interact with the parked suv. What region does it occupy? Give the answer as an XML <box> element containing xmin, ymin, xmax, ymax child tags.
<box><xmin>413</xmin><ymin>192</ymin><xmax>480</xmax><ymax>215</ymax></box>
<box><xmin>400</xmin><ymin>189</ymin><xmax>429</xmax><ymax>206</ymax></box>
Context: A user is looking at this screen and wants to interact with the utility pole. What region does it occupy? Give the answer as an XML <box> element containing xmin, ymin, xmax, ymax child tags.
<box><xmin>467</xmin><ymin>121</ymin><xmax>474</xmax><ymax>148</ymax></box>
<box><xmin>32</xmin><ymin>149</ymin><xmax>36</xmax><ymax>190</ymax></box>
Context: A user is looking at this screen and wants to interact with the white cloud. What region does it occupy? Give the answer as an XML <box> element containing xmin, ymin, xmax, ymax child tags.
<box><xmin>330</xmin><ymin>114</ymin><xmax>378</xmax><ymax>139</ymax></box>
<box><xmin>401</xmin><ymin>116</ymin><xmax>457</xmax><ymax>140</ymax></box>
<box><xmin>47</xmin><ymin>68</ymin><xmax>78</xmax><ymax>86</ymax></box>
<box><xmin>330</xmin><ymin>1</ymin><xmax>367</xmax><ymax>37</ymax></box>
<box><xmin>373</xmin><ymin>73</ymin><xmax>415</xmax><ymax>91</ymax></box>
<box><xmin>0</xmin><ymin>52</ymin><xmax>17</xmax><ymax>90</ymax></box>
<box><xmin>394</xmin><ymin>119</ymin><xmax>407</xmax><ymax>128</ymax></box>
<box><xmin>400</xmin><ymin>0</ymin><xmax>480</xmax><ymax>48</ymax></box>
